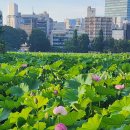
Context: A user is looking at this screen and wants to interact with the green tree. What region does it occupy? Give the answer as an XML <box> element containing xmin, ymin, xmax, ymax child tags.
<box><xmin>73</xmin><ymin>29</ymin><xmax>78</xmax><ymax>47</ymax></box>
<box><xmin>78</xmin><ymin>34</ymin><xmax>89</xmax><ymax>52</ymax></box>
<box><xmin>64</xmin><ymin>39</ymin><xmax>76</xmax><ymax>52</ymax></box>
<box><xmin>65</xmin><ymin>31</ymin><xmax>90</xmax><ymax>53</ymax></box>
<box><xmin>113</xmin><ymin>39</ymin><xmax>130</xmax><ymax>53</ymax></box>
<box><xmin>92</xmin><ymin>29</ymin><xmax>104</xmax><ymax>52</ymax></box>
<box><xmin>0</xmin><ymin>27</ymin><xmax>5</xmax><ymax>53</ymax></box>
<box><xmin>29</xmin><ymin>29</ymin><xmax>50</xmax><ymax>52</ymax></box>
<box><xmin>103</xmin><ymin>38</ymin><xmax>115</xmax><ymax>52</ymax></box>
<box><xmin>0</xmin><ymin>26</ymin><xmax>27</xmax><ymax>51</ymax></box>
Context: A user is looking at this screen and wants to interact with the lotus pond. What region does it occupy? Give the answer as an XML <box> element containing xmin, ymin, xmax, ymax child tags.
<box><xmin>0</xmin><ymin>52</ymin><xmax>130</xmax><ymax>130</ymax></box>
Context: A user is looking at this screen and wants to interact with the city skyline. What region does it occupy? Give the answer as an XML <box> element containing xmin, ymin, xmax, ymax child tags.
<box><xmin>0</xmin><ymin>0</ymin><xmax>104</xmax><ymax>24</ymax></box>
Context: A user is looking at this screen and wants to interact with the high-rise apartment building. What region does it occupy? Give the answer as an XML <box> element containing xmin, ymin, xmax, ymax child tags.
<box><xmin>85</xmin><ymin>17</ymin><xmax>112</xmax><ymax>41</ymax></box>
<box><xmin>87</xmin><ymin>6</ymin><xmax>96</xmax><ymax>17</ymax></box>
<box><xmin>105</xmin><ymin>0</ymin><xmax>130</xmax><ymax>20</ymax></box>
<box><xmin>7</xmin><ymin>2</ymin><xmax>20</xmax><ymax>28</ymax></box>
<box><xmin>0</xmin><ymin>11</ymin><xmax>3</xmax><ymax>26</ymax></box>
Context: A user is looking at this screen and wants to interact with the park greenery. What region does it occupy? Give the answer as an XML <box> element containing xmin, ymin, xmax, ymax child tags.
<box><xmin>0</xmin><ymin>27</ymin><xmax>5</xmax><ymax>53</ymax></box>
<box><xmin>0</xmin><ymin>25</ymin><xmax>130</xmax><ymax>53</ymax></box>
<box><xmin>65</xmin><ymin>29</ymin><xmax>130</xmax><ymax>53</ymax></box>
<box><xmin>64</xmin><ymin>30</ymin><xmax>89</xmax><ymax>52</ymax></box>
<box><xmin>29</xmin><ymin>29</ymin><xmax>51</xmax><ymax>52</ymax></box>
<box><xmin>1</xmin><ymin>52</ymin><xmax>130</xmax><ymax>129</ymax></box>
<box><xmin>0</xmin><ymin>26</ymin><xmax>27</xmax><ymax>51</ymax></box>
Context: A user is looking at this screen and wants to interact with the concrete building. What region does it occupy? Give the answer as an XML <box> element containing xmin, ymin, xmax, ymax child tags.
<box><xmin>87</xmin><ymin>6</ymin><xmax>96</xmax><ymax>17</ymax></box>
<box><xmin>7</xmin><ymin>2</ymin><xmax>20</xmax><ymax>28</ymax></box>
<box><xmin>50</xmin><ymin>29</ymin><xmax>86</xmax><ymax>47</ymax></box>
<box><xmin>112</xmin><ymin>30</ymin><xmax>125</xmax><ymax>40</ymax></box>
<box><xmin>19</xmin><ymin>12</ymin><xmax>53</xmax><ymax>36</ymax></box>
<box><xmin>112</xmin><ymin>17</ymin><xmax>128</xmax><ymax>29</ymax></box>
<box><xmin>35</xmin><ymin>12</ymin><xmax>53</xmax><ymax>36</ymax></box>
<box><xmin>50</xmin><ymin>30</ymin><xmax>68</xmax><ymax>47</ymax></box>
<box><xmin>112</xmin><ymin>24</ymin><xmax>130</xmax><ymax>40</ymax></box>
<box><xmin>19</xmin><ymin>14</ymin><xmax>37</xmax><ymax>36</ymax></box>
<box><xmin>65</xmin><ymin>19</ymin><xmax>76</xmax><ymax>30</ymax></box>
<box><xmin>105</xmin><ymin>0</ymin><xmax>130</xmax><ymax>20</ymax></box>
<box><xmin>0</xmin><ymin>11</ymin><xmax>3</xmax><ymax>26</ymax></box>
<box><xmin>53</xmin><ymin>22</ymin><xmax>66</xmax><ymax>30</ymax></box>
<box><xmin>65</xmin><ymin>18</ymin><xmax>85</xmax><ymax>31</ymax></box>
<box><xmin>85</xmin><ymin>17</ymin><xmax>112</xmax><ymax>41</ymax></box>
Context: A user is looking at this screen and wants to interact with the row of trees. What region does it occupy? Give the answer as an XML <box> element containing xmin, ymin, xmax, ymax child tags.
<box><xmin>0</xmin><ymin>26</ymin><xmax>50</xmax><ymax>52</ymax></box>
<box><xmin>91</xmin><ymin>30</ymin><xmax>130</xmax><ymax>53</ymax></box>
<box><xmin>64</xmin><ymin>30</ymin><xmax>89</xmax><ymax>52</ymax></box>
<box><xmin>1</xmin><ymin>26</ymin><xmax>130</xmax><ymax>53</ymax></box>
<box><xmin>64</xmin><ymin>29</ymin><xmax>130</xmax><ymax>53</ymax></box>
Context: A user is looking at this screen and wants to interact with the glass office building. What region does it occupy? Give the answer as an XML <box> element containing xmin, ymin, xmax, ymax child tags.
<box><xmin>0</xmin><ymin>11</ymin><xmax>2</xmax><ymax>26</ymax></box>
<box><xmin>105</xmin><ymin>0</ymin><xmax>130</xmax><ymax>20</ymax></box>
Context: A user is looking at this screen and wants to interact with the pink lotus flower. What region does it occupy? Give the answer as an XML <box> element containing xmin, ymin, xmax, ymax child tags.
<box><xmin>54</xmin><ymin>90</ymin><xmax>58</xmax><ymax>95</ymax></box>
<box><xmin>115</xmin><ymin>84</ymin><xmax>125</xmax><ymax>90</ymax></box>
<box><xmin>55</xmin><ymin>123</ymin><xmax>67</xmax><ymax>130</ymax></box>
<box><xmin>53</xmin><ymin>106</ymin><xmax>67</xmax><ymax>115</ymax></box>
<box><xmin>92</xmin><ymin>74</ymin><xmax>101</xmax><ymax>81</ymax></box>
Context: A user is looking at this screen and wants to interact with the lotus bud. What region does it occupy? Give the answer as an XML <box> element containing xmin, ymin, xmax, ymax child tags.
<box><xmin>54</xmin><ymin>90</ymin><xmax>58</xmax><ymax>95</ymax></box>
<box><xmin>30</xmin><ymin>92</ymin><xmax>35</xmax><ymax>97</ymax></box>
<box><xmin>55</xmin><ymin>123</ymin><xmax>67</xmax><ymax>130</ymax></box>
<box><xmin>53</xmin><ymin>106</ymin><xmax>67</xmax><ymax>115</ymax></box>
<box><xmin>115</xmin><ymin>84</ymin><xmax>125</xmax><ymax>90</ymax></box>
<box><xmin>45</xmin><ymin>112</ymin><xmax>49</xmax><ymax>119</ymax></box>
<box><xmin>34</xmin><ymin>97</ymin><xmax>38</xmax><ymax>104</ymax></box>
<box><xmin>92</xmin><ymin>74</ymin><xmax>101</xmax><ymax>81</ymax></box>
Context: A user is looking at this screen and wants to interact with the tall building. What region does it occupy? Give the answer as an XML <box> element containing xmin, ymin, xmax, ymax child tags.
<box><xmin>105</xmin><ymin>0</ymin><xmax>130</xmax><ymax>20</ymax></box>
<box><xmin>35</xmin><ymin>12</ymin><xmax>53</xmax><ymax>36</ymax></box>
<box><xmin>7</xmin><ymin>2</ymin><xmax>20</xmax><ymax>28</ymax></box>
<box><xmin>0</xmin><ymin>10</ymin><xmax>3</xmax><ymax>26</ymax></box>
<box><xmin>19</xmin><ymin>12</ymin><xmax>53</xmax><ymax>36</ymax></box>
<box><xmin>19</xmin><ymin>14</ymin><xmax>37</xmax><ymax>36</ymax></box>
<box><xmin>87</xmin><ymin>6</ymin><xmax>96</xmax><ymax>17</ymax></box>
<box><xmin>85</xmin><ymin>17</ymin><xmax>112</xmax><ymax>41</ymax></box>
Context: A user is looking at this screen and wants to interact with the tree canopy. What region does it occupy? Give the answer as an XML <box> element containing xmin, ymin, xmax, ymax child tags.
<box><xmin>0</xmin><ymin>26</ymin><xmax>5</xmax><ymax>53</ymax></box>
<box><xmin>64</xmin><ymin>30</ymin><xmax>89</xmax><ymax>52</ymax></box>
<box><xmin>29</xmin><ymin>29</ymin><xmax>50</xmax><ymax>52</ymax></box>
<box><xmin>0</xmin><ymin>26</ymin><xmax>28</xmax><ymax>51</ymax></box>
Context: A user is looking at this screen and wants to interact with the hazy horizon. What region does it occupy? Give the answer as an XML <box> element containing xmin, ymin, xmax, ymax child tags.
<box><xmin>0</xmin><ymin>0</ymin><xmax>105</xmax><ymax>24</ymax></box>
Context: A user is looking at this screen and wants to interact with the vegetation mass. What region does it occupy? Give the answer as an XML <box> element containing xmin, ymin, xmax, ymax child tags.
<box><xmin>0</xmin><ymin>52</ymin><xmax>130</xmax><ymax>129</ymax></box>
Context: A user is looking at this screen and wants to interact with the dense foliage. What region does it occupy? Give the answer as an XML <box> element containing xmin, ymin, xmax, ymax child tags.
<box><xmin>0</xmin><ymin>26</ymin><xmax>28</xmax><ymax>51</ymax></box>
<box><xmin>65</xmin><ymin>30</ymin><xmax>89</xmax><ymax>52</ymax></box>
<box><xmin>0</xmin><ymin>27</ymin><xmax>5</xmax><ymax>53</ymax></box>
<box><xmin>91</xmin><ymin>29</ymin><xmax>130</xmax><ymax>53</ymax></box>
<box><xmin>1</xmin><ymin>52</ymin><xmax>130</xmax><ymax>129</ymax></box>
<box><xmin>64</xmin><ymin>29</ymin><xmax>130</xmax><ymax>53</ymax></box>
<box><xmin>29</xmin><ymin>29</ymin><xmax>51</xmax><ymax>52</ymax></box>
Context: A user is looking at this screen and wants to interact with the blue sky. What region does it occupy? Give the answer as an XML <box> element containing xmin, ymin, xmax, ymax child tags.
<box><xmin>0</xmin><ymin>0</ymin><xmax>105</xmax><ymax>24</ymax></box>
